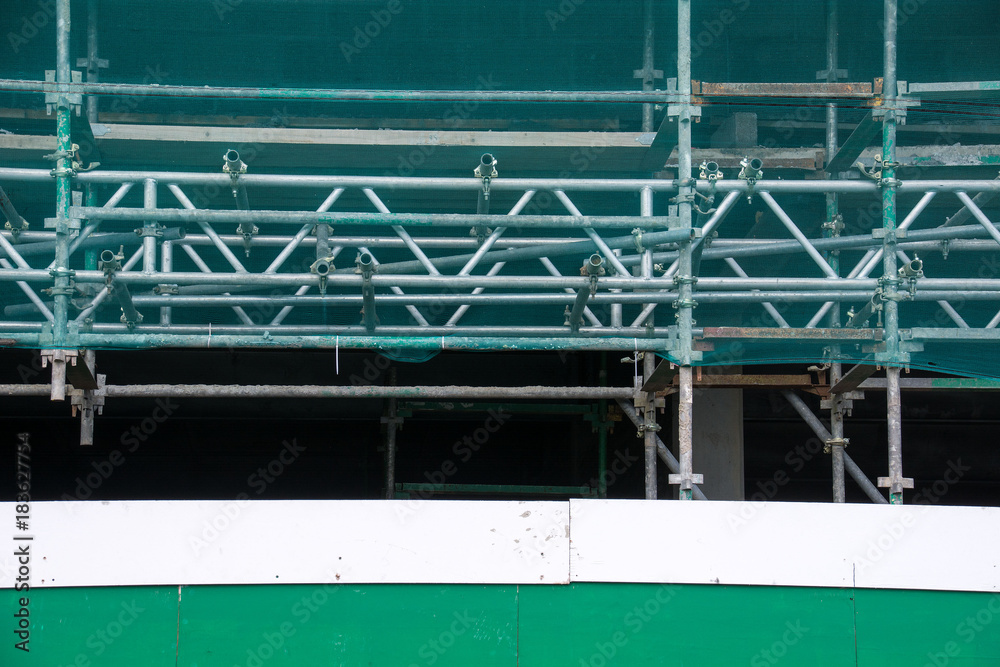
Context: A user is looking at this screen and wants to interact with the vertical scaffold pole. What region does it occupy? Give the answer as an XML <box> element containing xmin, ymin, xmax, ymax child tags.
<box><xmin>876</xmin><ymin>0</ymin><xmax>913</xmax><ymax>505</ymax></box>
<box><xmin>643</xmin><ymin>352</ymin><xmax>658</xmax><ymax>499</ymax></box>
<box><xmin>384</xmin><ymin>398</ymin><xmax>398</xmax><ymax>500</ymax></box>
<box><xmin>824</xmin><ymin>0</ymin><xmax>847</xmax><ymax>503</ymax></box>
<box><xmin>47</xmin><ymin>0</ymin><xmax>75</xmax><ymax>401</ymax></box>
<box><xmin>383</xmin><ymin>368</ymin><xmax>400</xmax><ymax>500</ymax></box>
<box><xmin>597</xmin><ymin>357</ymin><xmax>609</xmax><ymax>499</ymax></box>
<box><xmin>143</xmin><ymin>179</ymin><xmax>158</xmax><ymax>272</ymax></box>
<box><xmin>823</xmin><ymin>0</ymin><xmax>842</xmax><ymax>264</ymax></box>
<box><xmin>160</xmin><ymin>239</ymin><xmax>173</xmax><ymax>325</ymax></box>
<box><xmin>640</xmin><ymin>186</ymin><xmax>658</xmax><ymax>499</ymax></box>
<box><xmin>53</xmin><ymin>0</ymin><xmax>73</xmax><ymax>344</ymax></box>
<box><xmin>82</xmin><ymin>0</ymin><xmax>101</xmax><ymax>272</ymax></box>
<box><xmin>881</xmin><ymin>0</ymin><xmax>899</xmax><ymax>364</ymax></box>
<box><xmin>83</xmin><ymin>0</ymin><xmax>101</xmax><ymax>124</ymax></box>
<box><xmin>638</xmin><ymin>47</ymin><xmax>658</xmax><ymax>499</ymax></box>
<box><xmin>667</xmin><ymin>0</ymin><xmax>703</xmax><ymax>501</ymax></box>
<box><xmin>639</xmin><ymin>0</ymin><xmax>658</xmax><ymax>133</ymax></box>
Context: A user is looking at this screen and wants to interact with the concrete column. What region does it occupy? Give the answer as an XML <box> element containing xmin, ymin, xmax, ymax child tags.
<box><xmin>673</xmin><ymin>369</ymin><xmax>744</xmax><ymax>500</ymax></box>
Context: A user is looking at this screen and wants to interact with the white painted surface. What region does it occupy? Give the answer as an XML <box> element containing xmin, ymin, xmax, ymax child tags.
<box><xmin>569</xmin><ymin>500</ymin><xmax>1000</xmax><ymax>593</ymax></box>
<box><xmin>2</xmin><ymin>499</ymin><xmax>997</xmax><ymax>592</ymax></box>
<box><xmin>0</xmin><ymin>500</ymin><xmax>568</xmax><ymax>588</ymax></box>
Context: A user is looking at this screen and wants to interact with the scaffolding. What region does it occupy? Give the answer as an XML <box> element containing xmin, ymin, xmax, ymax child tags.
<box><xmin>2</xmin><ymin>0</ymin><xmax>1000</xmax><ymax>504</ymax></box>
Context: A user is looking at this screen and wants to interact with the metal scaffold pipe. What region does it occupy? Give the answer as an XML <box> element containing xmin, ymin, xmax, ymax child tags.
<box><xmin>616</xmin><ymin>399</ymin><xmax>708</xmax><ymax>501</ymax></box>
<box><xmin>1</xmin><ymin>384</ymin><xmax>640</xmax><ymax>400</ymax></box>
<box><xmin>0</xmin><ymin>79</ymin><xmax>677</xmax><ymax>104</ymax></box>
<box><xmin>876</xmin><ymin>0</ymin><xmax>914</xmax><ymax>506</ymax></box>
<box><xmin>13</xmin><ymin>271</ymin><xmax>1000</xmax><ymax>293</ymax></box>
<box><xmin>1</xmin><ymin>166</ymin><xmax>1000</xmax><ymax>194</ymax></box>
<box><xmin>9</xmin><ymin>288</ymin><xmax>996</xmax><ymax>319</ymax></box>
<box><xmin>639</xmin><ymin>0</ymin><xmax>657</xmax><ymax>132</ymax></box>
<box><xmin>335</xmin><ymin>227</ymin><xmax>695</xmax><ymax>276</ymax></box>
<box><xmin>880</xmin><ymin>366</ymin><xmax>913</xmax><ymax>504</ymax></box>
<box><xmin>72</xmin><ymin>206</ymin><xmax>681</xmax><ymax>230</ymax></box>
<box><xmin>0</xmin><ymin>228</ymin><xmax>186</xmax><ymax>261</ymax></box>
<box><xmin>0</xmin><ymin>185</ymin><xmax>27</xmax><ymax>233</ymax></box>
<box><xmin>781</xmin><ymin>390</ymin><xmax>887</xmax><ymax>504</ymax></box>
<box><xmin>0</xmin><ymin>332</ymin><xmax>681</xmax><ymax>352</ymax></box>
<box><xmin>642</xmin><ymin>353</ymin><xmax>658</xmax><ymax>500</ymax></box>
<box><xmin>48</xmin><ymin>0</ymin><xmax>73</xmax><ymax>401</ymax></box>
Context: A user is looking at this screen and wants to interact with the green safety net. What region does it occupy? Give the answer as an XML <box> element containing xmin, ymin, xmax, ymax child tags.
<box><xmin>1</xmin><ymin>0</ymin><xmax>999</xmax><ymax>378</ymax></box>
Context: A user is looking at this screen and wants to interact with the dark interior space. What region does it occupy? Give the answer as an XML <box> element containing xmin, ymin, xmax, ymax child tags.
<box><xmin>2</xmin><ymin>349</ymin><xmax>998</xmax><ymax>505</ymax></box>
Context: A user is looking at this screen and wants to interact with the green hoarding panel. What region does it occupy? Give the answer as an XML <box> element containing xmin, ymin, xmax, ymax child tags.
<box><xmin>176</xmin><ymin>584</ymin><xmax>518</xmax><ymax>666</ymax></box>
<box><xmin>855</xmin><ymin>588</ymin><xmax>1000</xmax><ymax>666</ymax></box>
<box><xmin>518</xmin><ymin>583</ymin><xmax>857</xmax><ymax>667</ymax></box>
<box><xmin>5</xmin><ymin>583</ymin><xmax>1000</xmax><ymax>665</ymax></box>
<box><xmin>0</xmin><ymin>586</ymin><xmax>180</xmax><ymax>666</ymax></box>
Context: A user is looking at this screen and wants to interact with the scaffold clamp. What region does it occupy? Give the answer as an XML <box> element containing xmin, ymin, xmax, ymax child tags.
<box><xmin>823</xmin><ymin>437</ymin><xmax>850</xmax><ymax>454</ymax></box>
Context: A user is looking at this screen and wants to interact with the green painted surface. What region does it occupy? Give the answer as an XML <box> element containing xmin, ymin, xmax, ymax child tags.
<box><xmin>3</xmin><ymin>584</ymin><xmax>1000</xmax><ymax>665</ymax></box>
<box><xmin>178</xmin><ymin>584</ymin><xmax>518</xmax><ymax>667</ymax></box>
<box><xmin>855</xmin><ymin>588</ymin><xmax>1000</xmax><ymax>666</ymax></box>
<box><xmin>395</xmin><ymin>482</ymin><xmax>598</xmax><ymax>497</ymax></box>
<box><xmin>930</xmin><ymin>378</ymin><xmax>1000</xmax><ymax>390</ymax></box>
<box><xmin>1</xmin><ymin>586</ymin><xmax>179</xmax><ymax>666</ymax></box>
<box><xmin>519</xmin><ymin>583</ymin><xmax>857</xmax><ymax>667</ymax></box>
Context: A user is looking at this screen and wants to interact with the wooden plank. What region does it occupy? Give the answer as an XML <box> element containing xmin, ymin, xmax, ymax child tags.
<box><xmin>650</xmin><ymin>373</ymin><xmax>817</xmax><ymax>392</ymax></box>
<box><xmin>0</xmin><ymin>126</ymin><xmax>652</xmax><ymax>173</ymax></box>
<box><xmin>639</xmin><ymin>113</ymin><xmax>677</xmax><ymax>172</ymax></box>
<box><xmin>640</xmin><ymin>359</ymin><xmax>678</xmax><ymax>392</ymax></box>
<box><xmin>698</xmin><ymin>81</ymin><xmax>874</xmax><ymax>98</ymax></box>
<box><xmin>831</xmin><ymin>361</ymin><xmax>877</xmax><ymax>394</ymax></box>
<box><xmin>0</xmin><ymin>106</ymin><xmax>622</xmax><ymax>131</ymax></box>
<box><xmin>65</xmin><ymin>360</ymin><xmax>99</xmax><ymax>390</ymax></box>
<box><xmin>666</xmin><ymin>146</ymin><xmax>824</xmax><ymax>170</ymax></box>
<box><xmin>71</xmin><ymin>113</ymin><xmax>102</xmax><ymax>165</ymax></box>
<box><xmin>826</xmin><ymin>111</ymin><xmax>881</xmax><ymax>173</ymax></box>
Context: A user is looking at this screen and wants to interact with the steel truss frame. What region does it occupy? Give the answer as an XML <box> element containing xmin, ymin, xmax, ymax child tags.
<box><xmin>1</xmin><ymin>0</ymin><xmax>997</xmax><ymax>504</ymax></box>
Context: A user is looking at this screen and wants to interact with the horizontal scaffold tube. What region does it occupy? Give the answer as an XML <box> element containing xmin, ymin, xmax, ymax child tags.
<box><xmin>627</xmin><ymin>223</ymin><xmax>996</xmax><ymax>267</ymax></box>
<box><xmin>0</xmin><ymin>228</ymin><xmax>185</xmax><ymax>261</ymax></box>
<box><xmin>1</xmin><ymin>166</ymin><xmax>1000</xmax><ymax>195</ymax></box>
<box><xmin>337</xmin><ymin>228</ymin><xmax>696</xmax><ymax>276</ymax></box>
<box><xmin>1</xmin><ymin>232</ymin><xmax>585</xmax><ymax>251</ymax></box>
<box><xmin>71</xmin><ymin>206</ymin><xmax>679</xmax><ymax>230</ymax></box>
<box><xmin>9</xmin><ymin>288</ymin><xmax>997</xmax><ymax>317</ymax></box>
<box><xmin>0</xmin><ymin>79</ymin><xmax>675</xmax><ymax>103</ymax></box>
<box><xmin>88</xmin><ymin>289</ymin><xmax>1000</xmax><ymax>309</ymax></box>
<box><xmin>692</xmin><ymin>290</ymin><xmax>1000</xmax><ymax>303</ymax></box>
<box><xmin>0</xmin><ymin>384</ymin><xmax>637</xmax><ymax>399</ymax></box>
<box><xmin>9</xmin><ymin>232</ymin><xmax>990</xmax><ymax>265</ymax></box>
<box><xmin>0</xmin><ymin>383</ymin><xmax>638</xmax><ymax>399</ymax></box>
<box><xmin>0</xmin><ymin>333</ymin><xmax>679</xmax><ymax>352</ymax></box>
<box><xmin>0</xmin><ymin>323</ymin><xmax>674</xmax><ymax>336</ymax></box>
<box><xmin>3</xmin><ymin>227</ymin><xmax>990</xmax><ymax>271</ymax></box>
<box><xmin>4</xmin><ymin>269</ymin><xmax>1000</xmax><ymax>293</ymax></box>
<box><xmin>0</xmin><ymin>271</ymin><xmax>688</xmax><ymax>289</ymax></box>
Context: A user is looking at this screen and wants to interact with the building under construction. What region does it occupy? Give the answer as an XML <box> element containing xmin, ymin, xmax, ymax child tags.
<box><xmin>1</xmin><ymin>0</ymin><xmax>999</xmax><ymax>664</ymax></box>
